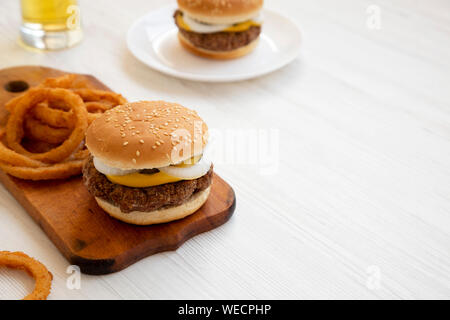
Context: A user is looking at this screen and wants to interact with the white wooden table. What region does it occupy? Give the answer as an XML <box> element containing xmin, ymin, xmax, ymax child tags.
<box><xmin>0</xmin><ymin>0</ymin><xmax>449</xmax><ymax>300</ymax></box>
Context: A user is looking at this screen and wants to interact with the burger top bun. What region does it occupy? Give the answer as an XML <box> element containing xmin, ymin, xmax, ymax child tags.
<box><xmin>177</xmin><ymin>0</ymin><xmax>263</xmax><ymax>25</ymax></box>
<box><xmin>86</xmin><ymin>101</ymin><xmax>209</xmax><ymax>170</ymax></box>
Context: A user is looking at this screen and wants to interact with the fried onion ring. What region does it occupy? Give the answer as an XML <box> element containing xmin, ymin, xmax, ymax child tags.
<box><xmin>0</xmin><ymin>128</ymin><xmax>86</xmax><ymax>180</ymax></box>
<box><xmin>29</xmin><ymin>94</ymin><xmax>119</xmax><ymax>131</ymax></box>
<box><xmin>31</xmin><ymin>102</ymin><xmax>73</xmax><ymax>128</ymax></box>
<box><xmin>31</xmin><ymin>104</ymin><xmax>102</xmax><ymax>131</ymax></box>
<box><xmin>5</xmin><ymin>94</ymin><xmax>24</xmax><ymax>113</ymax></box>
<box><xmin>0</xmin><ymin>74</ymin><xmax>126</xmax><ymax>180</ymax></box>
<box><xmin>0</xmin><ymin>251</ymin><xmax>52</xmax><ymax>300</ymax></box>
<box><xmin>0</xmin><ymin>160</ymin><xmax>84</xmax><ymax>180</ymax></box>
<box><xmin>24</xmin><ymin>116</ymin><xmax>71</xmax><ymax>144</ymax></box>
<box><xmin>40</xmin><ymin>73</ymin><xmax>89</xmax><ymax>89</ymax></box>
<box><xmin>85</xmin><ymin>101</ymin><xmax>111</xmax><ymax>113</ymax></box>
<box><xmin>6</xmin><ymin>88</ymin><xmax>87</xmax><ymax>163</ymax></box>
<box><xmin>5</xmin><ymin>74</ymin><xmax>87</xmax><ymax>113</ymax></box>
<box><xmin>73</xmin><ymin>88</ymin><xmax>127</xmax><ymax>106</ymax></box>
<box><xmin>0</xmin><ymin>128</ymin><xmax>44</xmax><ymax>168</ymax></box>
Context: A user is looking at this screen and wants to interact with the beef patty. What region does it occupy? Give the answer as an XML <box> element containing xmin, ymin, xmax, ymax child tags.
<box><xmin>83</xmin><ymin>157</ymin><xmax>213</xmax><ymax>213</ymax></box>
<box><xmin>174</xmin><ymin>10</ymin><xmax>261</xmax><ymax>52</ymax></box>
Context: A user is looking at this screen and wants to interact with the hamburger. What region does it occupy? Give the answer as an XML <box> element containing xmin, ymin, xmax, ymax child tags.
<box><xmin>174</xmin><ymin>0</ymin><xmax>264</xmax><ymax>59</ymax></box>
<box><xmin>83</xmin><ymin>101</ymin><xmax>212</xmax><ymax>225</ymax></box>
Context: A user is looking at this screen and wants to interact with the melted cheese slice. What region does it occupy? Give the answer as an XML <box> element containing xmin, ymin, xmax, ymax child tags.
<box><xmin>224</xmin><ymin>20</ymin><xmax>261</xmax><ymax>32</ymax></box>
<box><xmin>107</xmin><ymin>171</ymin><xmax>181</xmax><ymax>188</ymax></box>
<box><xmin>176</xmin><ymin>14</ymin><xmax>192</xmax><ymax>31</ymax></box>
<box><xmin>177</xmin><ymin>14</ymin><xmax>261</xmax><ymax>33</ymax></box>
<box><xmin>106</xmin><ymin>156</ymin><xmax>202</xmax><ymax>188</ymax></box>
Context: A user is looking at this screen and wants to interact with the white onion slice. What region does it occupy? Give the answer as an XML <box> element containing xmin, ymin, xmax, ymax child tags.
<box><xmin>252</xmin><ymin>13</ymin><xmax>264</xmax><ymax>24</ymax></box>
<box><xmin>93</xmin><ymin>157</ymin><xmax>138</xmax><ymax>176</ymax></box>
<box><xmin>183</xmin><ymin>13</ymin><xmax>262</xmax><ymax>34</ymax></box>
<box><xmin>159</xmin><ymin>157</ymin><xmax>212</xmax><ymax>180</ymax></box>
<box><xmin>183</xmin><ymin>14</ymin><xmax>230</xmax><ymax>33</ymax></box>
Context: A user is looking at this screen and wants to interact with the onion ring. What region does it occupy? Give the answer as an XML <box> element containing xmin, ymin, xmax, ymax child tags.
<box><xmin>0</xmin><ymin>75</ymin><xmax>126</xmax><ymax>180</ymax></box>
<box><xmin>30</xmin><ymin>94</ymin><xmax>120</xmax><ymax>129</ymax></box>
<box><xmin>73</xmin><ymin>88</ymin><xmax>127</xmax><ymax>106</ymax></box>
<box><xmin>0</xmin><ymin>160</ymin><xmax>84</xmax><ymax>180</ymax></box>
<box><xmin>24</xmin><ymin>116</ymin><xmax>71</xmax><ymax>144</ymax></box>
<box><xmin>85</xmin><ymin>101</ymin><xmax>111</xmax><ymax>113</ymax></box>
<box><xmin>0</xmin><ymin>128</ymin><xmax>44</xmax><ymax>168</ymax></box>
<box><xmin>5</xmin><ymin>95</ymin><xmax>24</xmax><ymax>113</ymax></box>
<box><xmin>0</xmin><ymin>127</ymin><xmax>86</xmax><ymax>180</ymax></box>
<box><xmin>72</xmin><ymin>148</ymin><xmax>90</xmax><ymax>160</ymax></box>
<box><xmin>31</xmin><ymin>102</ymin><xmax>73</xmax><ymax>128</ymax></box>
<box><xmin>40</xmin><ymin>73</ymin><xmax>89</xmax><ymax>89</ymax></box>
<box><xmin>0</xmin><ymin>251</ymin><xmax>52</xmax><ymax>300</ymax></box>
<box><xmin>6</xmin><ymin>88</ymin><xmax>88</xmax><ymax>163</ymax></box>
<box><xmin>0</xmin><ymin>141</ymin><xmax>44</xmax><ymax>168</ymax></box>
<box><xmin>31</xmin><ymin>105</ymin><xmax>102</xmax><ymax>130</ymax></box>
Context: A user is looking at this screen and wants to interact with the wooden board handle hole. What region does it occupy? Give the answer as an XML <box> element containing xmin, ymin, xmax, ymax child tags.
<box><xmin>4</xmin><ymin>80</ymin><xmax>29</xmax><ymax>93</ymax></box>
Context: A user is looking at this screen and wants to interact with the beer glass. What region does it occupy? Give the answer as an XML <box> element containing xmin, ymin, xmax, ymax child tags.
<box><xmin>20</xmin><ymin>0</ymin><xmax>83</xmax><ymax>50</ymax></box>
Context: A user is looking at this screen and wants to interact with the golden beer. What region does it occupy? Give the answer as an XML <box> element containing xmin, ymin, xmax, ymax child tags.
<box><xmin>20</xmin><ymin>0</ymin><xmax>83</xmax><ymax>50</ymax></box>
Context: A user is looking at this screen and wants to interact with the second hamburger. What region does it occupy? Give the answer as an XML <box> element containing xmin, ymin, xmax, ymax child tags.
<box><xmin>174</xmin><ymin>0</ymin><xmax>264</xmax><ymax>59</ymax></box>
<box><xmin>83</xmin><ymin>101</ymin><xmax>212</xmax><ymax>225</ymax></box>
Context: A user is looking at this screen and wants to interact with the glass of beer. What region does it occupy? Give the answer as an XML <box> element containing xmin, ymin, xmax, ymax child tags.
<box><xmin>20</xmin><ymin>0</ymin><xmax>83</xmax><ymax>50</ymax></box>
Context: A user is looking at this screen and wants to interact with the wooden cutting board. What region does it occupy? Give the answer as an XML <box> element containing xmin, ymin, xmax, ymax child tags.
<box><xmin>0</xmin><ymin>66</ymin><xmax>236</xmax><ymax>275</ymax></box>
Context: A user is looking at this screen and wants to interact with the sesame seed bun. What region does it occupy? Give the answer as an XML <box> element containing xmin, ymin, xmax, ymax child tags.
<box><xmin>178</xmin><ymin>32</ymin><xmax>259</xmax><ymax>59</ymax></box>
<box><xmin>85</xmin><ymin>101</ymin><xmax>209</xmax><ymax>170</ymax></box>
<box><xmin>95</xmin><ymin>186</ymin><xmax>211</xmax><ymax>225</ymax></box>
<box><xmin>177</xmin><ymin>0</ymin><xmax>263</xmax><ymax>25</ymax></box>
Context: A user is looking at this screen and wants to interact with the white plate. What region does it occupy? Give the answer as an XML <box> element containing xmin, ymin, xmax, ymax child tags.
<box><xmin>126</xmin><ymin>5</ymin><xmax>301</xmax><ymax>82</ymax></box>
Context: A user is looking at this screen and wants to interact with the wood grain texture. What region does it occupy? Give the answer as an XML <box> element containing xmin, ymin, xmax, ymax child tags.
<box><xmin>0</xmin><ymin>66</ymin><xmax>235</xmax><ymax>275</ymax></box>
<box><xmin>0</xmin><ymin>0</ymin><xmax>449</xmax><ymax>299</ymax></box>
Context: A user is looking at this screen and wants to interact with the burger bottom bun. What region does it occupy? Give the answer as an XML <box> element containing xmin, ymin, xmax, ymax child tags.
<box><xmin>95</xmin><ymin>187</ymin><xmax>211</xmax><ymax>225</ymax></box>
<box><xmin>178</xmin><ymin>32</ymin><xmax>259</xmax><ymax>60</ymax></box>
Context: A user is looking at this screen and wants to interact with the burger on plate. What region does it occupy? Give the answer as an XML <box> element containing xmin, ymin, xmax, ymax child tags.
<box><xmin>83</xmin><ymin>101</ymin><xmax>212</xmax><ymax>225</ymax></box>
<box><xmin>174</xmin><ymin>0</ymin><xmax>264</xmax><ymax>59</ymax></box>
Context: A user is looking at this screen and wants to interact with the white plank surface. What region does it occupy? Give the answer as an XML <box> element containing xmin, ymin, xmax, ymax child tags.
<box><xmin>0</xmin><ymin>0</ymin><xmax>449</xmax><ymax>299</ymax></box>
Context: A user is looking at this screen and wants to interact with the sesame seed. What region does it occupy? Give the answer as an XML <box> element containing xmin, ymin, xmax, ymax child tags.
<box><xmin>123</xmin><ymin>141</ymin><xmax>128</xmax><ymax>146</ymax></box>
<box><xmin>136</xmin><ymin>150</ymin><xmax>140</xmax><ymax>156</ymax></box>
<box><xmin>156</xmin><ymin>141</ymin><xmax>161</xmax><ymax>146</ymax></box>
<box><xmin>152</xmin><ymin>146</ymin><xmax>156</xmax><ymax>150</ymax></box>
<box><xmin>132</xmin><ymin>158</ymin><xmax>137</xmax><ymax>164</ymax></box>
<box><xmin>139</xmin><ymin>139</ymin><xmax>144</xmax><ymax>144</ymax></box>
